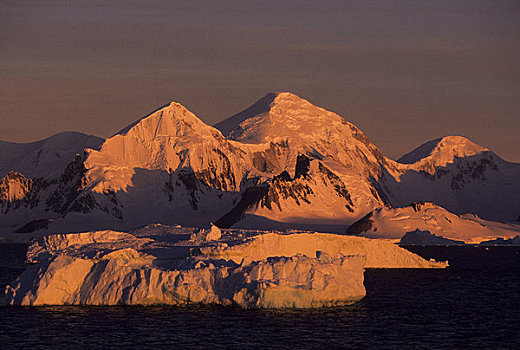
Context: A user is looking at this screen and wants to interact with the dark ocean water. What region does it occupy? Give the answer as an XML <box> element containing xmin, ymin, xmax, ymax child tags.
<box><xmin>1</xmin><ymin>244</ymin><xmax>519</xmax><ymax>349</ymax></box>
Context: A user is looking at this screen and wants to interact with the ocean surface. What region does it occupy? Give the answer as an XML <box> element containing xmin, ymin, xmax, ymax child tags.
<box><xmin>1</xmin><ymin>243</ymin><xmax>519</xmax><ymax>349</ymax></box>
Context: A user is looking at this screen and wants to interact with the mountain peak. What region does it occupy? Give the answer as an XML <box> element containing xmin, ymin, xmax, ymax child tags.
<box><xmin>115</xmin><ymin>101</ymin><xmax>212</xmax><ymax>139</ymax></box>
<box><xmin>272</xmin><ymin>91</ymin><xmax>307</xmax><ymax>102</ymax></box>
<box><xmin>213</xmin><ymin>93</ymin><xmax>277</xmax><ymax>136</ymax></box>
<box><xmin>213</xmin><ymin>92</ymin><xmax>305</xmax><ymax>135</ymax></box>
<box><xmin>398</xmin><ymin>136</ymin><xmax>489</xmax><ymax>165</ymax></box>
<box><xmin>84</xmin><ymin>101</ymin><xmax>232</xmax><ymax>192</ymax></box>
<box><xmin>214</xmin><ymin>92</ymin><xmax>348</xmax><ymax>144</ymax></box>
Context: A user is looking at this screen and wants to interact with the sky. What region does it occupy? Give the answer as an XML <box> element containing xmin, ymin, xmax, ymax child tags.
<box><xmin>1</xmin><ymin>0</ymin><xmax>519</xmax><ymax>161</ymax></box>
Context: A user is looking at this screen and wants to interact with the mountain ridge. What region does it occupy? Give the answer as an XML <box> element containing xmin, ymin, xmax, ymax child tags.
<box><xmin>1</xmin><ymin>92</ymin><xmax>519</xmax><ymax>239</ymax></box>
<box><xmin>0</xmin><ymin>132</ymin><xmax>103</xmax><ymax>179</ymax></box>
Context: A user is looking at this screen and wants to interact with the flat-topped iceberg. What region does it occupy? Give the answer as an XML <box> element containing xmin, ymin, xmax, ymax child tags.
<box><xmin>204</xmin><ymin>231</ymin><xmax>444</xmax><ymax>268</ymax></box>
<box><xmin>5</xmin><ymin>226</ymin><xmax>446</xmax><ymax>308</ymax></box>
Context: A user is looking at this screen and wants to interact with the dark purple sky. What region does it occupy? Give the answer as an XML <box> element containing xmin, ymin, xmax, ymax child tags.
<box><xmin>1</xmin><ymin>0</ymin><xmax>519</xmax><ymax>161</ymax></box>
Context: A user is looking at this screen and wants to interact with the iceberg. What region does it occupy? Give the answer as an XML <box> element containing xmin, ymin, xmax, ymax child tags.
<box><xmin>5</xmin><ymin>226</ymin><xmax>446</xmax><ymax>308</ymax></box>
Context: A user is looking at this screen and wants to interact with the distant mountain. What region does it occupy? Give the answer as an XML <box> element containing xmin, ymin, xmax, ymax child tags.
<box><xmin>0</xmin><ymin>132</ymin><xmax>103</xmax><ymax>235</ymax></box>
<box><xmin>386</xmin><ymin>136</ymin><xmax>520</xmax><ymax>222</ymax></box>
<box><xmin>0</xmin><ymin>132</ymin><xmax>102</xmax><ymax>178</ymax></box>
<box><xmin>1</xmin><ymin>93</ymin><xmax>519</xmax><ymax>240</ymax></box>
<box><xmin>397</xmin><ymin>136</ymin><xmax>487</xmax><ymax>165</ymax></box>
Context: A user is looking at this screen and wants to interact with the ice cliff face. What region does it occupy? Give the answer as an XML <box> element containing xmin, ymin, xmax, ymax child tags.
<box><xmin>6</xmin><ymin>251</ymin><xmax>366</xmax><ymax>308</ymax></box>
<box><xmin>5</xmin><ymin>226</ymin><xmax>445</xmax><ymax>307</ymax></box>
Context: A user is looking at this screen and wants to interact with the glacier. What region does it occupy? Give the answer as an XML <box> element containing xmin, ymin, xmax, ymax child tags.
<box><xmin>5</xmin><ymin>226</ymin><xmax>446</xmax><ymax>308</ymax></box>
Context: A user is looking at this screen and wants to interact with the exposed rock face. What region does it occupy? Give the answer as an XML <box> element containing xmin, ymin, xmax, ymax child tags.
<box><xmin>0</xmin><ymin>171</ymin><xmax>34</xmax><ymax>214</ymax></box>
<box><xmin>44</xmin><ymin>154</ymin><xmax>95</xmax><ymax>215</ymax></box>
<box><xmin>345</xmin><ymin>211</ymin><xmax>374</xmax><ymax>235</ymax></box>
<box><xmin>0</xmin><ymin>171</ymin><xmax>32</xmax><ymax>202</ymax></box>
<box><xmin>214</xmin><ymin>186</ymin><xmax>269</xmax><ymax>229</ymax></box>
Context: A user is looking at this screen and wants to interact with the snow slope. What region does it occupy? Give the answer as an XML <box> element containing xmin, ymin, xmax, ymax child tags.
<box><xmin>5</xmin><ymin>226</ymin><xmax>446</xmax><ymax>307</ymax></box>
<box><xmin>346</xmin><ymin>202</ymin><xmax>520</xmax><ymax>244</ymax></box>
<box><xmin>0</xmin><ymin>132</ymin><xmax>102</xmax><ymax>179</ymax></box>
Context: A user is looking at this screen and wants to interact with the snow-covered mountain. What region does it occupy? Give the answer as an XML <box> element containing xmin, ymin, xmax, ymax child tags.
<box><xmin>387</xmin><ymin>136</ymin><xmax>520</xmax><ymax>222</ymax></box>
<box><xmin>1</xmin><ymin>92</ymin><xmax>519</xmax><ymax>240</ymax></box>
<box><xmin>64</xmin><ymin>93</ymin><xmax>391</xmax><ymax>232</ymax></box>
<box><xmin>0</xmin><ymin>132</ymin><xmax>102</xmax><ymax>178</ymax></box>
<box><xmin>0</xmin><ymin>132</ymin><xmax>103</xmax><ymax>235</ymax></box>
<box><xmin>0</xmin><ymin>131</ymin><xmax>103</xmax><ymax>216</ymax></box>
<box><xmin>215</xmin><ymin>92</ymin><xmax>395</xmax><ymax>227</ymax></box>
<box><xmin>79</xmin><ymin>101</ymin><xmax>252</xmax><ymax>229</ymax></box>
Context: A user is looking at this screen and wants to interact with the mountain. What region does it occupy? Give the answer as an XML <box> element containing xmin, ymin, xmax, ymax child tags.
<box><xmin>397</xmin><ymin>136</ymin><xmax>488</xmax><ymax>166</ymax></box>
<box><xmin>0</xmin><ymin>132</ymin><xmax>103</xmax><ymax>236</ymax></box>
<box><xmin>214</xmin><ymin>92</ymin><xmax>396</xmax><ymax>226</ymax></box>
<box><xmin>0</xmin><ymin>132</ymin><xmax>102</xmax><ymax>178</ymax></box>
<box><xmin>85</xmin><ymin>101</ymin><xmax>247</xmax><ymax>193</ymax></box>
<box><xmin>386</xmin><ymin>136</ymin><xmax>520</xmax><ymax>222</ymax></box>
<box><xmin>78</xmin><ymin>101</ymin><xmax>252</xmax><ymax>230</ymax></box>
<box><xmin>1</xmin><ymin>92</ymin><xmax>519</xmax><ymax>240</ymax></box>
<box><xmin>215</xmin><ymin>92</ymin><xmax>391</xmax><ymax>174</ymax></box>
<box><xmin>71</xmin><ymin>93</ymin><xmax>392</xmax><ymax>231</ymax></box>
